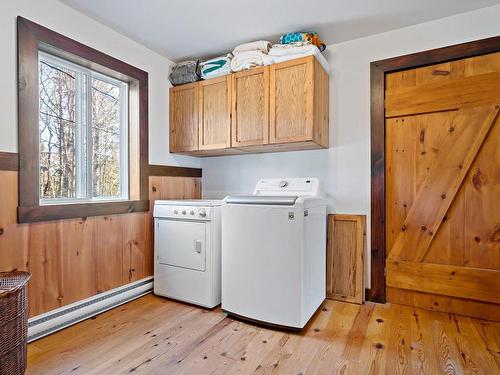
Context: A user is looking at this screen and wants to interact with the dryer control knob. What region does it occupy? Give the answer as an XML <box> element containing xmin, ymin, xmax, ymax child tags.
<box><xmin>279</xmin><ymin>180</ymin><xmax>288</xmax><ymax>188</ymax></box>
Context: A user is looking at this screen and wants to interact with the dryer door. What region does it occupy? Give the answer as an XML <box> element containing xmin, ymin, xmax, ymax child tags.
<box><xmin>156</xmin><ymin>219</ymin><xmax>206</xmax><ymax>271</ymax></box>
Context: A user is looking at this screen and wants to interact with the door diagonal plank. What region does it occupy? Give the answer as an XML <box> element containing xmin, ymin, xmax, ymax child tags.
<box><xmin>388</xmin><ymin>104</ymin><xmax>499</xmax><ymax>262</ymax></box>
<box><xmin>386</xmin><ymin>260</ymin><xmax>500</xmax><ymax>304</ymax></box>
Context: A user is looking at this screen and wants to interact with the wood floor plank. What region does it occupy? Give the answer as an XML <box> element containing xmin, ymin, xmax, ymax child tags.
<box><xmin>385</xmin><ymin>304</ymin><xmax>412</xmax><ymax>375</ymax></box>
<box><xmin>451</xmin><ymin>315</ymin><xmax>498</xmax><ymax>375</ymax></box>
<box><xmin>354</xmin><ymin>303</ymin><xmax>394</xmax><ymax>374</ymax></box>
<box><xmin>26</xmin><ymin>295</ymin><xmax>500</xmax><ymax>375</ymax></box>
<box><xmin>225</xmin><ymin>328</ymin><xmax>286</xmax><ymax>374</ymax></box>
<box><xmin>410</xmin><ymin>306</ymin><xmax>443</xmax><ymax>375</ymax></box>
<box><xmin>306</xmin><ymin>301</ymin><xmax>361</xmax><ymax>373</ymax></box>
<box><xmin>470</xmin><ymin>318</ymin><xmax>500</xmax><ymax>369</ymax></box>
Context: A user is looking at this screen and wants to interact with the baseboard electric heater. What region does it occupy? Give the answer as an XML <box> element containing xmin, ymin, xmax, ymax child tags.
<box><xmin>28</xmin><ymin>277</ymin><xmax>153</xmax><ymax>342</ymax></box>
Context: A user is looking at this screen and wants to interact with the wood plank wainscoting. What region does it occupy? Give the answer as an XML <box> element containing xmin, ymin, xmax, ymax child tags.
<box><xmin>0</xmin><ymin>152</ymin><xmax>201</xmax><ymax>317</ymax></box>
<box><xmin>370</xmin><ymin>36</ymin><xmax>500</xmax><ymax>321</ymax></box>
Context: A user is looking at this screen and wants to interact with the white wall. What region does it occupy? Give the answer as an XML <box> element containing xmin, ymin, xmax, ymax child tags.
<box><xmin>0</xmin><ymin>0</ymin><xmax>200</xmax><ymax>168</ymax></box>
<box><xmin>200</xmin><ymin>4</ymin><xmax>500</xmax><ymax>287</ymax></box>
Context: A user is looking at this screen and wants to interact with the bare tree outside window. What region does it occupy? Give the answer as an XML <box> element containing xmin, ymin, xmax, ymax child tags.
<box><xmin>91</xmin><ymin>78</ymin><xmax>121</xmax><ymax>198</ymax></box>
<box><xmin>39</xmin><ymin>61</ymin><xmax>77</xmax><ymax>199</ymax></box>
<box><xmin>38</xmin><ymin>52</ymin><xmax>128</xmax><ymax>203</ymax></box>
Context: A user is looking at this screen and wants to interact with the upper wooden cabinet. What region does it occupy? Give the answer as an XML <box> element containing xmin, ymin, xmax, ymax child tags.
<box><xmin>169</xmin><ymin>55</ymin><xmax>329</xmax><ymax>156</ymax></box>
<box><xmin>199</xmin><ymin>76</ymin><xmax>231</xmax><ymax>150</ymax></box>
<box><xmin>169</xmin><ymin>82</ymin><xmax>199</xmax><ymax>152</ymax></box>
<box><xmin>270</xmin><ymin>56</ymin><xmax>329</xmax><ymax>147</ymax></box>
<box><xmin>270</xmin><ymin>58</ymin><xmax>313</xmax><ymax>143</ymax></box>
<box><xmin>231</xmin><ymin>67</ymin><xmax>269</xmax><ymax>147</ymax></box>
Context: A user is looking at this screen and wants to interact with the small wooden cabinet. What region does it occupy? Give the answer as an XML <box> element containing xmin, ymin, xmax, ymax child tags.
<box><xmin>270</xmin><ymin>58</ymin><xmax>313</xmax><ymax>144</ymax></box>
<box><xmin>169</xmin><ymin>55</ymin><xmax>329</xmax><ymax>156</ymax></box>
<box><xmin>231</xmin><ymin>66</ymin><xmax>269</xmax><ymax>147</ymax></box>
<box><xmin>199</xmin><ymin>76</ymin><xmax>231</xmax><ymax>150</ymax></box>
<box><xmin>169</xmin><ymin>82</ymin><xmax>199</xmax><ymax>152</ymax></box>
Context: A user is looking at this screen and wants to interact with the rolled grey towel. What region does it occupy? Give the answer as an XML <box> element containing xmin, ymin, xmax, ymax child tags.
<box><xmin>169</xmin><ymin>60</ymin><xmax>201</xmax><ymax>86</ymax></box>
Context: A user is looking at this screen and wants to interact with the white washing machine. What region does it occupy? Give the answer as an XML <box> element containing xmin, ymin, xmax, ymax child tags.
<box><xmin>153</xmin><ymin>200</ymin><xmax>221</xmax><ymax>308</ymax></box>
<box><xmin>222</xmin><ymin>178</ymin><xmax>327</xmax><ymax>329</ymax></box>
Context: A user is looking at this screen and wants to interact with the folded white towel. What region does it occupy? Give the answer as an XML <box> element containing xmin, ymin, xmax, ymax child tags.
<box><xmin>271</xmin><ymin>45</ymin><xmax>330</xmax><ymax>74</ymax></box>
<box><xmin>233</xmin><ymin>40</ymin><xmax>272</xmax><ymax>55</ymax></box>
<box><xmin>230</xmin><ymin>50</ymin><xmax>274</xmax><ymax>72</ymax></box>
<box><xmin>268</xmin><ymin>44</ymin><xmax>318</xmax><ymax>57</ymax></box>
<box><xmin>200</xmin><ymin>55</ymin><xmax>232</xmax><ymax>79</ymax></box>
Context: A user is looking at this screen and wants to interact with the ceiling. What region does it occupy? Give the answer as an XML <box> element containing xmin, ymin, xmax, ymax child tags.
<box><xmin>60</xmin><ymin>0</ymin><xmax>500</xmax><ymax>62</ymax></box>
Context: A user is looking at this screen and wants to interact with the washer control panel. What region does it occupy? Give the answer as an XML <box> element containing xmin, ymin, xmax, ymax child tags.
<box><xmin>254</xmin><ymin>178</ymin><xmax>322</xmax><ymax>197</ymax></box>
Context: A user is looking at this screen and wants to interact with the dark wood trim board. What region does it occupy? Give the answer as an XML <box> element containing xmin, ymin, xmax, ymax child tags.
<box><xmin>368</xmin><ymin>35</ymin><xmax>500</xmax><ymax>303</ymax></box>
<box><xmin>148</xmin><ymin>164</ymin><xmax>202</xmax><ymax>178</ymax></box>
<box><xmin>0</xmin><ymin>152</ymin><xmax>19</xmax><ymax>171</ymax></box>
<box><xmin>18</xmin><ymin>200</ymin><xmax>150</xmax><ymax>223</ymax></box>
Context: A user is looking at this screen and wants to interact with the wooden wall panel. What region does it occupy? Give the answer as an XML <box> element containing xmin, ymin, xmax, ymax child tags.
<box><xmin>95</xmin><ymin>215</ymin><xmax>125</xmax><ymax>293</ymax></box>
<box><xmin>122</xmin><ymin>212</ymin><xmax>152</xmax><ymax>284</ymax></box>
<box><xmin>326</xmin><ymin>214</ymin><xmax>366</xmax><ymax>304</ymax></box>
<box><xmin>61</xmin><ymin>218</ymin><xmax>97</xmax><ymax>304</ymax></box>
<box><xmin>0</xmin><ymin>171</ymin><xmax>201</xmax><ymax>317</ymax></box>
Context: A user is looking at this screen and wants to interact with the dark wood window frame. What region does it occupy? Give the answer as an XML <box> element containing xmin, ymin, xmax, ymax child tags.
<box><xmin>17</xmin><ymin>17</ymin><xmax>149</xmax><ymax>223</ymax></box>
<box><xmin>368</xmin><ymin>35</ymin><xmax>500</xmax><ymax>303</ymax></box>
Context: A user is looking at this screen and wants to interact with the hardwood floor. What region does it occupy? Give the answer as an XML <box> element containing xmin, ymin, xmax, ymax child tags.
<box><xmin>27</xmin><ymin>294</ymin><xmax>500</xmax><ymax>374</ymax></box>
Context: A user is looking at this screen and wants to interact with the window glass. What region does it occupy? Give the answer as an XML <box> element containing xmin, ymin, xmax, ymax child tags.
<box><xmin>39</xmin><ymin>60</ymin><xmax>78</xmax><ymax>199</ymax></box>
<box><xmin>38</xmin><ymin>53</ymin><xmax>128</xmax><ymax>204</ymax></box>
<box><xmin>91</xmin><ymin>77</ymin><xmax>122</xmax><ymax>198</ymax></box>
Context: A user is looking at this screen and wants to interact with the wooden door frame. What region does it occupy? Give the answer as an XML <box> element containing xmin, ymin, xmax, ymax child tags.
<box><xmin>368</xmin><ymin>35</ymin><xmax>500</xmax><ymax>303</ymax></box>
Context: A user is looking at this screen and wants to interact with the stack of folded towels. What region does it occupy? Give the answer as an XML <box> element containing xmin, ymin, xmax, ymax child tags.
<box><xmin>267</xmin><ymin>31</ymin><xmax>326</xmax><ymax>65</ymax></box>
<box><xmin>192</xmin><ymin>31</ymin><xmax>327</xmax><ymax>80</ymax></box>
<box><xmin>230</xmin><ymin>40</ymin><xmax>274</xmax><ymax>72</ymax></box>
<box><xmin>269</xmin><ymin>43</ymin><xmax>321</xmax><ymax>63</ymax></box>
<box><xmin>200</xmin><ymin>55</ymin><xmax>232</xmax><ymax>80</ymax></box>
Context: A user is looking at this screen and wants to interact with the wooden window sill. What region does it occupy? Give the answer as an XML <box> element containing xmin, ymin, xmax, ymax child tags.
<box><xmin>18</xmin><ymin>199</ymin><xmax>149</xmax><ymax>223</ymax></box>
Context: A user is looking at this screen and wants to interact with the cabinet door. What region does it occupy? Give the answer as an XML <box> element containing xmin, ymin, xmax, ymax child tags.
<box><xmin>270</xmin><ymin>57</ymin><xmax>314</xmax><ymax>144</ymax></box>
<box><xmin>199</xmin><ymin>76</ymin><xmax>231</xmax><ymax>150</ymax></box>
<box><xmin>231</xmin><ymin>66</ymin><xmax>269</xmax><ymax>147</ymax></box>
<box><xmin>169</xmin><ymin>82</ymin><xmax>199</xmax><ymax>152</ymax></box>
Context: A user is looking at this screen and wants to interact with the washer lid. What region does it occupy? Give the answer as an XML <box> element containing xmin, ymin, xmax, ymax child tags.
<box><xmin>225</xmin><ymin>196</ymin><xmax>298</xmax><ymax>205</ymax></box>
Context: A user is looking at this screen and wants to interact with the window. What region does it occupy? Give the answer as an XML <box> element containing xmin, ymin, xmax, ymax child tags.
<box><xmin>17</xmin><ymin>17</ymin><xmax>149</xmax><ymax>223</ymax></box>
<box><xmin>38</xmin><ymin>52</ymin><xmax>128</xmax><ymax>204</ymax></box>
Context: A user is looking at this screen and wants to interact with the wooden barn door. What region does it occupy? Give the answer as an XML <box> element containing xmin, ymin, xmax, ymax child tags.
<box><xmin>384</xmin><ymin>52</ymin><xmax>500</xmax><ymax>320</ymax></box>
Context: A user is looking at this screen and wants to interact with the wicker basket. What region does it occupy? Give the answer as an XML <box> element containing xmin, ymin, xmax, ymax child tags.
<box><xmin>0</xmin><ymin>271</ymin><xmax>31</xmax><ymax>375</ymax></box>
